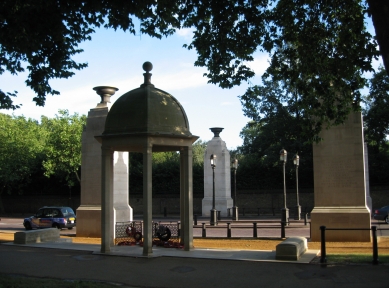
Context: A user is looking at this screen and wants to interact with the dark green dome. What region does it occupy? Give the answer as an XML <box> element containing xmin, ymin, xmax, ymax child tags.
<box><xmin>103</xmin><ymin>62</ymin><xmax>192</xmax><ymax>137</ymax></box>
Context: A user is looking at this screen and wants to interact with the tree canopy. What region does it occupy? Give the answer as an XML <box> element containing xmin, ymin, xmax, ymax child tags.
<box><xmin>363</xmin><ymin>66</ymin><xmax>389</xmax><ymax>186</ymax></box>
<box><xmin>0</xmin><ymin>113</ymin><xmax>46</xmax><ymax>212</ymax></box>
<box><xmin>0</xmin><ymin>0</ymin><xmax>182</xmax><ymax>109</ymax></box>
<box><xmin>1</xmin><ymin>0</ymin><xmax>388</xmax><ymax>138</ymax></box>
<box><xmin>363</xmin><ymin>66</ymin><xmax>389</xmax><ymax>147</ymax></box>
<box><xmin>238</xmin><ymin>1</ymin><xmax>378</xmax><ymax>141</ymax></box>
<box><xmin>367</xmin><ymin>0</ymin><xmax>389</xmax><ymax>75</ymax></box>
<box><xmin>236</xmin><ymin>63</ymin><xmax>389</xmax><ymax>190</ymax></box>
<box><xmin>41</xmin><ymin>110</ymin><xmax>86</xmax><ymax>187</ymax></box>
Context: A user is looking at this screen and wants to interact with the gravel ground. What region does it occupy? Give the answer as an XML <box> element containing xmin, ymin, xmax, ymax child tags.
<box><xmin>1</xmin><ymin>232</ymin><xmax>388</xmax><ymax>254</ymax></box>
<box><xmin>70</xmin><ymin>235</ymin><xmax>389</xmax><ymax>254</ymax></box>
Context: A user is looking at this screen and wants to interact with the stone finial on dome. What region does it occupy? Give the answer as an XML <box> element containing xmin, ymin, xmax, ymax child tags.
<box><xmin>141</xmin><ymin>61</ymin><xmax>154</xmax><ymax>87</ymax></box>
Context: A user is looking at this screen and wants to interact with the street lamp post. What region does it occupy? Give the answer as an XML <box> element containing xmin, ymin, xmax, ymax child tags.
<box><xmin>210</xmin><ymin>154</ymin><xmax>218</xmax><ymax>226</ymax></box>
<box><xmin>231</xmin><ymin>158</ymin><xmax>239</xmax><ymax>221</ymax></box>
<box><xmin>280</xmin><ymin>149</ymin><xmax>289</xmax><ymax>225</ymax></box>
<box><xmin>294</xmin><ymin>153</ymin><xmax>301</xmax><ymax>220</ymax></box>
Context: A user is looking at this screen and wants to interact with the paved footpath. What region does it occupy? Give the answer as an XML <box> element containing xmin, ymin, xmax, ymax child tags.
<box><xmin>0</xmin><ymin>216</ymin><xmax>388</xmax><ymax>287</ymax></box>
<box><xmin>0</xmin><ymin>244</ymin><xmax>388</xmax><ymax>288</ymax></box>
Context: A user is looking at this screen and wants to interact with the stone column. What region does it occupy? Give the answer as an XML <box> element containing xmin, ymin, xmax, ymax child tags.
<box><xmin>143</xmin><ymin>144</ymin><xmax>153</xmax><ymax>256</ymax></box>
<box><xmin>101</xmin><ymin>145</ymin><xmax>114</xmax><ymax>253</ymax></box>
<box><xmin>202</xmin><ymin>128</ymin><xmax>233</xmax><ymax>217</ymax></box>
<box><xmin>311</xmin><ymin>112</ymin><xmax>371</xmax><ymax>242</ymax></box>
<box><xmin>180</xmin><ymin>146</ymin><xmax>193</xmax><ymax>251</ymax></box>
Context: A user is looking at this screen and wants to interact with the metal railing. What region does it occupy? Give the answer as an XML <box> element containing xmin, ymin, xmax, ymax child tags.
<box><xmin>319</xmin><ymin>225</ymin><xmax>389</xmax><ymax>265</ymax></box>
<box><xmin>115</xmin><ymin>221</ymin><xmax>181</xmax><ymax>245</ymax></box>
<box><xmin>196</xmin><ymin>220</ymin><xmax>310</xmax><ymax>239</ymax></box>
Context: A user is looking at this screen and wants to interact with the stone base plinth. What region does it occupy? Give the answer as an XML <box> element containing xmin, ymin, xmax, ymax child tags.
<box><xmin>76</xmin><ymin>206</ymin><xmax>102</xmax><ymax>238</ymax></box>
<box><xmin>310</xmin><ymin>207</ymin><xmax>371</xmax><ymax>242</ymax></box>
<box><xmin>114</xmin><ymin>205</ymin><xmax>133</xmax><ymax>223</ymax></box>
<box><xmin>202</xmin><ymin>198</ymin><xmax>233</xmax><ymax>217</ymax></box>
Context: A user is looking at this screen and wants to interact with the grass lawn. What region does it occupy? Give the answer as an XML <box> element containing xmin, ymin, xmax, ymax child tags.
<box><xmin>325</xmin><ymin>254</ymin><xmax>389</xmax><ymax>264</ymax></box>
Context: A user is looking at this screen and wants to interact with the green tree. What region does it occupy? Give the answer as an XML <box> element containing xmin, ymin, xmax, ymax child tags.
<box><xmin>364</xmin><ymin>66</ymin><xmax>389</xmax><ymax>147</ymax></box>
<box><xmin>0</xmin><ymin>0</ymin><xmax>182</xmax><ymax>109</ymax></box>
<box><xmin>367</xmin><ymin>0</ymin><xmax>389</xmax><ymax>75</ymax></box>
<box><xmin>3</xmin><ymin>0</ymin><xmax>388</xmax><ymax>142</ymax></box>
<box><xmin>151</xmin><ymin>140</ymin><xmax>207</xmax><ymax>194</ymax></box>
<box><xmin>363</xmin><ymin>66</ymin><xmax>389</xmax><ymax>186</ymax></box>
<box><xmin>152</xmin><ymin>152</ymin><xmax>180</xmax><ymax>193</ymax></box>
<box><xmin>2</xmin><ymin>1</ymin><xmax>387</xmax><ymax>113</ymax></box>
<box><xmin>41</xmin><ymin>110</ymin><xmax>86</xmax><ymax>188</ymax></box>
<box><xmin>238</xmin><ymin>121</ymin><xmax>313</xmax><ymax>190</ymax></box>
<box><xmin>237</xmin><ymin>2</ymin><xmax>376</xmax><ymax>141</ymax></box>
<box><xmin>237</xmin><ymin>74</ymin><xmax>314</xmax><ymax>189</ymax></box>
<box><xmin>192</xmin><ymin>139</ymin><xmax>207</xmax><ymax>194</ymax></box>
<box><xmin>0</xmin><ymin>114</ymin><xmax>46</xmax><ymax>212</ymax></box>
<box><xmin>128</xmin><ymin>140</ymin><xmax>207</xmax><ymax>194</ymax></box>
<box><xmin>192</xmin><ymin>139</ymin><xmax>207</xmax><ymax>165</ymax></box>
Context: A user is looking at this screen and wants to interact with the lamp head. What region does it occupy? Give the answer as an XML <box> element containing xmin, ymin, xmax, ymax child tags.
<box><xmin>210</xmin><ymin>154</ymin><xmax>216</xmax><ymax>167</ymax></box>
<box><xmin>232</xmin><ymin>158</ymin><xmax>238</xmax><ymax>169</ymax></box>
<box><xmin>279</xmin><ymin>149</ymin><xmax>287</xmax><ymax>162</ymax></box>
<box><xmin>293</xmin><ymin>153</ymin><xmax>299</xmax><ymax>166</ymax></box>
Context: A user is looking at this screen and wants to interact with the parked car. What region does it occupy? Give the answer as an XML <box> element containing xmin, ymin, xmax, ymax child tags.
<box><xmin>373</xmin><ymin>205</ymin><xmax>389</xmax><ymax>224</ymax></box>
<box><xmin>23</xmin><ymin>206</ymin><xmax>76</xmax><ymax>230</ymax></box>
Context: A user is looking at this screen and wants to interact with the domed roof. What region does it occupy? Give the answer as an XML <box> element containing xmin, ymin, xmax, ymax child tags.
<box><xmin>103</xmin><ymin>62</ymin><xmax>192</xmax><ymax>137</ymax></box>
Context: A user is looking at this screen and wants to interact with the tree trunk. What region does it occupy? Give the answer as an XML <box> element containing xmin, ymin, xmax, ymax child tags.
<box><xmin>367</xmin><ymin>0</ymin><xmax>389</xmax><ymax>75</ymax></box>
<box><xmin>74</xmin><ymin>171</ymin><xmax>81</xmax><ymax>183</ymax></box>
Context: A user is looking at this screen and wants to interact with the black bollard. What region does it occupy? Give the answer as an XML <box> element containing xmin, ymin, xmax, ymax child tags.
<box><xmin>194</xmin><ymin>214</ymin><xmax>198</xmax><ymax>225</ymax></box>
<box><xmin>281</xmin><ymin>221</ymin><xmax>285</xmax><ymax>238</ymax></box>
<box><xmin>320</xmin><ymin>226</ymin><xmax>327</xmax><ymax>264</ymax></box>
<box><xmin>202</xmin><ymin>223</ymin><xmax>206</xmax><ymax>238</ymax></box>
<box><xmin>217</xmin><ymin>210</ymin><xmax>221</xmax><ymax>220</ymax></box>
<box><xmin>227</xmin><ymin>223</ymin><xmax>231</xmax><ymax>238</ymax></box>
<box><xmin>253</xmin><ymin>222</ymin><xmax>258</xmax><ymax>238</ymax></box>
<box><xmin>304</xmin><ymin>213</ymin><xmax>308</xmax><ymax>225</ymax></box>
<box><xmin>372</xmin><ymin>226</ymin><xmax>379</xmax><ymax>265</ymax></box>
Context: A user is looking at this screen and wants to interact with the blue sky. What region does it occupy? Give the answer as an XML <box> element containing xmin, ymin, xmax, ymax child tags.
<box><xmin>2</xmin><ymin>27</ymin><xmax>268</xmax><ymax>150</ymax></box>
<box><xmin>1</xmin><ymin>18</ymin><xmax>382</xmax><ymax>150</ymax></box>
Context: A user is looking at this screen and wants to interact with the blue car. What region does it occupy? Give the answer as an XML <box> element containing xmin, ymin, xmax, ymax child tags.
<box><xmin>373</xmin><ymin>205</ymin><xmax>389</xmax><ymax>224</ymax></box>
<box><xmin>23</xmin><ymin>206</ymin><xmax>76</xmax><ymax>230</ymax></box>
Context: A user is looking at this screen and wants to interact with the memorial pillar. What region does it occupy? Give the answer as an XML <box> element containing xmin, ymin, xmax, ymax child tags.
<box><xmin>311</xmin><ymin>112</ymin><xmax>371</xmax><ymax>242</ymax></box>
<box><xmin>202</xmin><ymin>128</ymin><xmax>233</xmax><ymax>217</ymax></box>
<box><xmin>77</xmin><ymin>86</ymin><xmax>133</xmax><ymax>238</ymax></box>
<box><xmin>77</xmin><ymin>87</ymin><xmax>115</xmax><ymax>238</ymax></box>
<box><xmin>113</xmin><ymin>152</ymin><xmax>133</xmax><ymax>230</ymax></box>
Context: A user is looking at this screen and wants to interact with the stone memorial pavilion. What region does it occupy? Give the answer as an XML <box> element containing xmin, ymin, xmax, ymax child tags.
<box><xmin>95</xmin><ymin>62</ymin><xmax>198</xmax><ymax>255</ymax></box>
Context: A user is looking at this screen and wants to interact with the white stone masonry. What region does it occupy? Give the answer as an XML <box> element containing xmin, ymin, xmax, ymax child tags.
<box><xmin>202</xmin><ymin>128</ymin><xmax>233</xmax><ymax>217</ymax></box>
